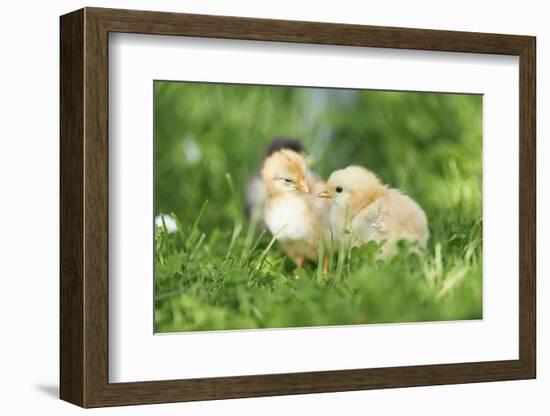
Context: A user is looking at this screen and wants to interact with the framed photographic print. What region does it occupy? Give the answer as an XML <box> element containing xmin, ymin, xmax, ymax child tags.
<box><xmin>60</xmin><ymin>7</ymin><xmax>536</xmax><ymax>408</ymax></box>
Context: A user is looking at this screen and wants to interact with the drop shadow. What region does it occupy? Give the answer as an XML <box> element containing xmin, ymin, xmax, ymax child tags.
<box><xmin>35</xmin><ymin>384</ymin><xmax>59</xmax><ymax>399</ymax></box>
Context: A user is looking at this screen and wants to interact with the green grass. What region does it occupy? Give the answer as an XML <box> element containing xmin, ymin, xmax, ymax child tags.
<box><xmin>154</xmin><ymin>82</ymin><xmax>483</xmax><ymax>333</ymax></box>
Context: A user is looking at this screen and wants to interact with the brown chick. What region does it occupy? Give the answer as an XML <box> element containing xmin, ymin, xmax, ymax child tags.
<box><xmin>261</xmin><ymin>149</ymin><xmax>328</xmax><ymax>268</ymax></box>
<box><xmin>319</xmin><ymin>166</ymin><xmax>429</xmax><ymax>258</ymax></box>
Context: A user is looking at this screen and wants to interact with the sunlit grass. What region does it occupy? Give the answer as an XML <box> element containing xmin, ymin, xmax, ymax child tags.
<box><xmin>154</xmin><ymin>200</ymin><xmax>482</xmax><ymax>332</ymax></box>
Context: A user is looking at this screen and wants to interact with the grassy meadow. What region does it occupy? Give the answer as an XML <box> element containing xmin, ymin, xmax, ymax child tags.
<box><xmin>154</xmin><ymin>81</ymin><xmax>483</xmax><ymax>333</ymax></box>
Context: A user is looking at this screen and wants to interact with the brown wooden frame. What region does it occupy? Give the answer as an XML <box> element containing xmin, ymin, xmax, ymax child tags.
<box><xmin>60</xmin><ymin>7</ymin><xmax>536</xmax><ymax>408</ymax></box>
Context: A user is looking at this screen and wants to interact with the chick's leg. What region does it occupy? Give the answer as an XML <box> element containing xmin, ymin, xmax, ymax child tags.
<box><xmin>294</xmin><ymin>256</ymin><xmax>305</xmax><ymax>269</ymax></box>
<box><xmin>322</xmin><ymin>254</ymin><xmax>329</xmax><ymax>277</ymax></box>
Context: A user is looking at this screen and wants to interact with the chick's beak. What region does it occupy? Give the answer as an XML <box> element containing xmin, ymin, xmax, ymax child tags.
<box><xmin>298</xmin><ymin>180</ymin><xmax>309</xmax><ymax>193</ymax></box>
<box><xmin>318</xmin><ymin>190</ymin><xmax>333</xmax><ymax>199</ymax></box>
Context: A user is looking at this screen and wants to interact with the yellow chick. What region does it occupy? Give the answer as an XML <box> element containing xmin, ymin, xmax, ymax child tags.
<box><xmin>261</xmin><ymin>149</ymin><xmax>328</xmax><ymax>268</ymax></box>
<box><xmin>245</xmin><ymin>137</ymin><xmax>329</xmax><ymax>224</ymax></box>
<box><xmin>319</xmin><ymin>166</ymin><xmax>429</xmax><ymax>257</ymax></box>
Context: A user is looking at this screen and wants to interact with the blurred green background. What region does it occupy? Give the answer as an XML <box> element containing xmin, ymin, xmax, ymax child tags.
<box><xmin>154</xmin><ymin>81</ymin><xmax>482</xmax><ymax>332</ymax></box>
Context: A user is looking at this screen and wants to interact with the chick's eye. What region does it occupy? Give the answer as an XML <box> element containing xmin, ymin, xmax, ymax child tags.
<box><xmin>284</xmin><ymin>178</ymin><xmax>293</xmax><ymax>183</ymax></box>
<box><xmin>335</xmin><ymin>186</ymin><xmax>343</xmax><ymax>193</ymax></box>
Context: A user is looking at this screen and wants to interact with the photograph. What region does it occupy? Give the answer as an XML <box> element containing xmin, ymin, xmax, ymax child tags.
<box><xmin>153</xmin><ymin>81</ymin><xmax>483</xmax><ymax>333</ymax></box>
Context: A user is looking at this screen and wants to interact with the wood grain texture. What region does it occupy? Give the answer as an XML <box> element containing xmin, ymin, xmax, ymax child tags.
<box><xmin>59</xmin><ymin>8</ymin><xmax>84</xmax><ymax>406</ymax></box>
<box><xmin>518</xmin><ymin>38</ymin><xmax>536</xmax><ymax>376</ymax></box>
<box><xmin>83</xmin><ymin>10</ymin><xmax>110</xmax><ymax>406</ymax></box>
<box><xmin>89</xmin><ymin>7</ymin><xmax>532</xmax><ymax>55</ymax></box>
<box><xmin>59</xmin><ymin>7</ymin><xmax>537</xmax><ymax>408</ymax></box>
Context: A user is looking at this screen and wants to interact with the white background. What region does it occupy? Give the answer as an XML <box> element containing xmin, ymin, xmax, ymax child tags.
<box><xmin>110</xmin><ymin>34</ymin><xmax>519</xmax><ymax>382</ymax></box>
<box><xmin>0</xmin><ymin>0</ymin><xmax>546</xmax><ymax>414</ymax></box>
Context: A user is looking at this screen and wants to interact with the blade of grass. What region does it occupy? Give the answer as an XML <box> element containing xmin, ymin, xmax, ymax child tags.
<box><xmin>316</xmin><ymin>232</ymin><xmax>325</xmax><ymax>283</ymax></box>
<box><xmin>189</xmin><ymin>232</ymin><xmax>206</xmax><ymax>261</ymax></box>
<box><xmin>327</xmin><ymin>229</ymin><xmax>334</xmax><ymax>275</ymax></box>
<box><xmin>256</xmin><ymin>232</ymin><xmax>281</xmax><ymax>271</ymax></box>
<box><xmin>185</xmin><ymin>200</ymin><xmax>208</xmax><ymax>250</ymax></box>
<box><xmin>334</xmin><ymin>206</ymin><xmax>350</xmax><ymax>285</ymax></box>
<box><xmin>225</xmin><ymin>172</ymin><xmax>244</xmax><ymax>226</ymax></box>
<box><xmin>334</xmin><ymin>236</ymin><xmax>347</xmax><ymax>286</ymax></box>
<box><xmin>242</xmin><ymin>229</ymin><xmax>266</xmax><ymax>267</ymax></box>
<box><xmin>224</xmin><ymin>221</ymin><xmax>243</xmax><ymax>262</ymax></box>
<box><xmin>240</xmin><ymin>206</ymin><xmax>260</xmax><ymax>264</ymax></box>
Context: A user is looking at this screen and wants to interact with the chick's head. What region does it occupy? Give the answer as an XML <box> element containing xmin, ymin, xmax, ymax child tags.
<box><xmin>261</xmin><ymin>149</ymin><xmax>309</xmax><ymax>197</ymax></box>
<box><xmin>321</xmin><ymin>166</ymin><xmax>385</xmax><ymax>212</ymax></box>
